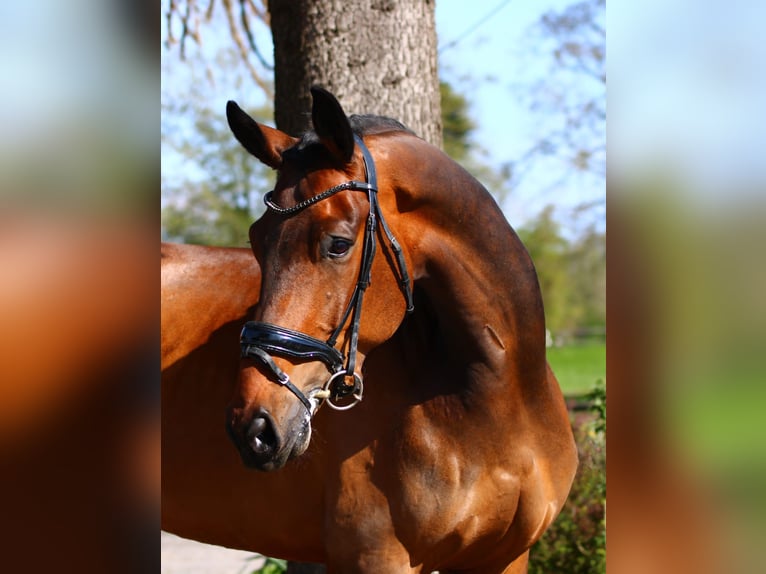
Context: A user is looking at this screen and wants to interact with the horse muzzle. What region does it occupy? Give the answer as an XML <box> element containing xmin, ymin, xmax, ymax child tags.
<box><xmin>226</xmin><ymin>404</ymin><xmax>311</xmax><ymax>471</ymax></box>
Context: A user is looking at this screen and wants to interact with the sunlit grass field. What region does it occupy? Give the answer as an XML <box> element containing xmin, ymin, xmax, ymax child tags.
<box><xmin>546</xmin><ymin>341</ymin><xmax>606</xmax><ymax>396</ymax></box>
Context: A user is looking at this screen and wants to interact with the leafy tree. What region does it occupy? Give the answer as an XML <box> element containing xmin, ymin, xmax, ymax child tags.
<box><xmin>567</xmin><ymin>223</ymin><xmax>606</xmax><ymax>331</ymax></box>
<box><xmin>518</xmin><ymin>205</ymin><xmax>605</xmax><ymax>341</ymax></box>
<box><xmin>518</xmin><ymin>205</ymin><xmax>571</xmax><ymax>335</ymax></box>
<box><xmin>440</xmin><ymin>81</ymin><xmax>475</xmax><ymax>163</ymax></box>
<box><xmin>162</xmin><ymin>58</ymin><xmax>274</xmax><ymax>246</ymax></box>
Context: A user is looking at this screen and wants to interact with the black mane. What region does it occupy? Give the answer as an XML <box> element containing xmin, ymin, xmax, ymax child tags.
<box><xmin>349</xmin><ymin>114</ymin><xmax>413</xmax><ymax>137</ymax></box>
<box><xmin>294</xmin><ymin>114</ymin><xmax>414</xmax><ymax>152</ymax></box>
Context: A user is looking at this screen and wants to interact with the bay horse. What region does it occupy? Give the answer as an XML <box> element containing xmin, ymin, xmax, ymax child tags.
<box><xmin>161</xmin><ymin>242</ymin><xmax>261</xmax><ymax>372</ymax></box>
<box><xmin>162</xmin><ymin>87</ymin><xmax>577</xmax><ymax>573</ymax></box>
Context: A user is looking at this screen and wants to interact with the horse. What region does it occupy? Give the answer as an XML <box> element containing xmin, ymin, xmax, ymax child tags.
<box><xmin>161</xmin><ymin>242</ymin><xmax>266</xmax><ymax>541</ymax></box>
<box><xmin>161</xmin><ymin>242</ymin><xmax>262</xmax><ymax>372</ymax></box>
<box><xmin>162</xmin><ymin>87</ymin><xmax>577</xmax><ymax>573</ymax></box>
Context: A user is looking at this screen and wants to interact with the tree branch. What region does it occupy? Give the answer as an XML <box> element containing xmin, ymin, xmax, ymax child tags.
<box><xmin>180</xmin><ymin>0</ymin><xmax>194</xmax><ymax>60</ymax></box>
<box><xmin>165</xmin><ymin>0</ymin><xmax>273</xmax><ymax>97</ymax></box>
<box><xmin>247</xmin><ymin>0</ymin><xmax>269</xmax><ymax>27</ymax></box>
<box><xmin>222</xmin><ymin>0</ymin><xmax>273</xmax><ymax>98</ymax></box>
<box><xmin>239</xmin><ymin>0</ymin><xmax>274</xmax><ymax>70</ymax></box>
<box><xmin>166</xmin><ymin>0</ymin><xmax>178</xmax><ymax>48</ymax></box>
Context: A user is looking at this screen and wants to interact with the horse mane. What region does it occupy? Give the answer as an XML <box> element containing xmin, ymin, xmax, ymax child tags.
<box><xmin>349</xmin><ymin>114</ymin><xmax>414</xmax><ymax>137</ymax></box>
<box><xmin>293</xmin><ymin>114</ymin><xmax>415</xmax><ymax>153</ymax></box>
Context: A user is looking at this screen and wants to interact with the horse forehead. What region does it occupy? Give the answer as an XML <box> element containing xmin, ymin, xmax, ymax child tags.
<box><xmin>279</xmin><ymin>145</ymin><xmax>355</xmax><ymax>185</ymax></box>
<box><xmin>260</xmin><ymin>190</ymin><xmax>359</xmax><ymax>239</ymax></box>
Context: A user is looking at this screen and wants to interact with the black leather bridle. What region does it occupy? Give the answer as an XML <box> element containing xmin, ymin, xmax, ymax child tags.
<box><xmin>240</xmin><ymin>135</ymin><xmax>414</xmax><ymax>414</ymax></box>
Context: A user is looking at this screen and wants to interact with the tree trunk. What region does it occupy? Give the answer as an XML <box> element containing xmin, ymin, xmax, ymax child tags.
<box><xmin>268</xmin><ymin>0</ymin><xmax>442</xmax><ymax>148</ymax></box>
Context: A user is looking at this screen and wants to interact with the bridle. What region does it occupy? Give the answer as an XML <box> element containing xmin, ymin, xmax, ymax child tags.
<box><xmin>240</xmin><ymin>135</ymin><xmax>414</xmax><ymax>414</ymax></box>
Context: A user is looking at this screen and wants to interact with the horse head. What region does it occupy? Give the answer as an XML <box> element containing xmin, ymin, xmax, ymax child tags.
<box><xmin>224</xmin><ymin>87</ymin><xmax>415</xmax><ymax>470</ymax></box>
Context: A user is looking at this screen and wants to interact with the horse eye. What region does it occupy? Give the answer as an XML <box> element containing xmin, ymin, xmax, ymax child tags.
<box><xmin>328</xmin><ymin>237</ymin><xmax>352</xmax><ymax>258</ymax></box>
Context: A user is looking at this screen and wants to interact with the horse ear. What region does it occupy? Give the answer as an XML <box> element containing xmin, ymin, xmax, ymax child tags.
<box><xmin>226</xmin><ymin>101</ymin><xmax>297</xmax><ymax>169</ymax></box>
<box><xmin>310</xmin><ymin>86</ymin><xmax>355</xmax><ymax>164</ymax></box>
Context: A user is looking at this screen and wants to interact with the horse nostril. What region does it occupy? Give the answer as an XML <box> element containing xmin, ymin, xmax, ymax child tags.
<box><xmin>246</xmin><ymin>410</ymin><xmax>278</xmax><ymax>455</ymax></box>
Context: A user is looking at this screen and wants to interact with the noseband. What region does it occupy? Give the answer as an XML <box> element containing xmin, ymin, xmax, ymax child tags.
<box><xmin>240</xmin><ymin>135</ymin><xmax>414</xmax><ymax>414</ymax></box>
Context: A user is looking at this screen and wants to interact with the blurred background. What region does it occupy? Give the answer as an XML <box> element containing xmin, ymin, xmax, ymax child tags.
<box><xmin>0</xmin><ymin>1</ymin><xmax>157</xmax><ymax>572</ymax></box>
<box><xmin>609</xmin><ymin>1</ymin><xmax>766</xmax><ymax>572</ymax></box>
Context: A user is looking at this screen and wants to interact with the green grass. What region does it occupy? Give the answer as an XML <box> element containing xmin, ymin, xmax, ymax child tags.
<box><xmin>547</xmin><ymin>341</ymin><xmax>606</xmax><ymax>396</ymax></box>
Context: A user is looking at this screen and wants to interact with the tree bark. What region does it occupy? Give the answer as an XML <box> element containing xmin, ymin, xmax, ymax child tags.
<box><xmin>268</xmin><ymin>0</ymin><xmax>442</xmax><ymax>147</ymax></box>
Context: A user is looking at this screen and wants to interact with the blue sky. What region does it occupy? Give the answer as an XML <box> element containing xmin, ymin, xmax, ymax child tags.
<box><xmin>437</xmin><ymin>0</ymin><xmax>576</xmax><ymax>160</ymax></box>
<box><xmin>435</xmin><ymin>0</ymin><xmax>604</xmax><ymax>231</ymax></box>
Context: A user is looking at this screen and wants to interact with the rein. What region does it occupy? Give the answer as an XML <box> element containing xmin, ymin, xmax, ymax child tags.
<box><xmin>240</xmin><ymin>135</ymin><xmax>414</xmax><ymax>414</ymax></box>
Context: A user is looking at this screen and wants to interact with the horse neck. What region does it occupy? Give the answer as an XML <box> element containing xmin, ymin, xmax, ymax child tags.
<box><xmin>388</xmin><ymin>137</ymin><xmax>548</xmax><ymax>392</ymax></box>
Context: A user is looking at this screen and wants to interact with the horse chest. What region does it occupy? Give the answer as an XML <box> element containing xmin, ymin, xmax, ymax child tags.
<box><xmin>403</xmin><ymin>449</ymin><xmax>520</xmax><ymax>528</ymax></box>
<box><xmin>342</xmin><ymin>414</ymin><xmax>524</xmax><ymax>552</ymax></box>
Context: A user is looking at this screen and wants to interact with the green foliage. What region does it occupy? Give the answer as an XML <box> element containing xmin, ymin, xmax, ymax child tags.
<box><xmin>517</xmin><ymin>206</ymin><xmax>605</xmax><ymax>339</ymax></box>
<box><xmin>529</xmin><ymin>382</ymin><xmax>606</xmax><ymax>573</ymax></box>
<box><xmin>440</xmin><ymin>81</ymin><xmax>512</xmax><ymax>202</ymax></box>
<box><xmin>249</xmin><ymin>557</ymin><xmax>287</xmax><ymax>574</ymax></box>
<box><xmin>440</xmin><ymin>81</ymin><xmax>475</xmax><ymax>163</ymax></box>
<box><xmin>518</xmin><ymin>205</ymin><xmax>570</xmax><ymax>329</ymax></box>
<box><xmin>163</xmin><ymin>183</ymin><xmax>254</xmax><ymax>246</ymax></box>
<box><xmin>162</xmin><ymin>59</ymin><xmax>274</xmax><ymax>246</ymax></box>
<box><xmin>586</xmin><ymin>378</ymin><xmax>606</xmax><ymax>434</ymax></box>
